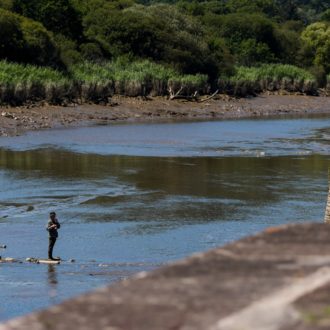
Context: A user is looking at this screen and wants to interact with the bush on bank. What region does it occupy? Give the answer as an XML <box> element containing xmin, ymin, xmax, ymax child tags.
<box><xmin>0</xmin><ymin>60</ymin><xmax>209</xmax><ymax>105</ymax></box>
<box><xmin>218</xmin><ymin>64</ymin><xmax>318</xmax><ymax>96</ymax></box>
<box><xmin>71</xmin><ymin>60</ymin><xmax>208</xmax><ymax>98</ymax></box>
<box><xmin>0</xmin><ymin>59</ymin><xmax>327</xmax><ymax>106</ymax></box>
<box><xmin>0</xmin><ymin>8</ymin><xmax>61</xmax><ymax>67</ymax></box>
<box><xmin>0</xmin><ymin>60</ymin><xmax>72</xmax><ymax>105</ymax></box>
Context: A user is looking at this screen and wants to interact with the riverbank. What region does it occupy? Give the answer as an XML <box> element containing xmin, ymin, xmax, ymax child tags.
<box><xmin>1</xmin><ymin>94</ymin><xmax>330</xmax><ymax>137</ymax></box>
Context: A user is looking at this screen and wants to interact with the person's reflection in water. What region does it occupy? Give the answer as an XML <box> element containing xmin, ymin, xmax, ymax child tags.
<box><xmin>47</xmin><ymin>264</ymin><xmax>58</xmax><ymax>300</ymax></box>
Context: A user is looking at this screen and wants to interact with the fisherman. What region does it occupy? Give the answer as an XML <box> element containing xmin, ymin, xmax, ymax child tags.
<box><xmin>46</xmin><ymin>211</ymin><xmax>61</xmax><ymax>260</ymax></box>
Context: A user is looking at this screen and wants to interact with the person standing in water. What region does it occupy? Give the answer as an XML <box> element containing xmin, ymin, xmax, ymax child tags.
<box><xmin>46</xmin><ymin>211</ymin><xmax>61</xmax><ymax>260</ymax></box>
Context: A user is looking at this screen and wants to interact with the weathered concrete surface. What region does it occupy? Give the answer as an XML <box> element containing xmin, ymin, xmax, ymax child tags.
<box><xmin>2</xmin><ymin>223</ymin><xmax>330</xmax><ymax>330</ymax></box>
<box><xmin>325</xmin><ymin>186</ymin><xmax>330</xmax><ymax>223</ymax></box>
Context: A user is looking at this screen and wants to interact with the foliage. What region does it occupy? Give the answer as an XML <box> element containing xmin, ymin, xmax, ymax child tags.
<box><xmin>225</xmin><ymin>0</ymin><xmax>278</xmax><ymax>17</ymax></box>
<box><xmin>80</xmin><ymin>43</ymin><xmax>104</xmax><ymax>62</ymax></box>
<box><xmin>20</xmin><ymin>19</ymin><xmax>59</xmax><ymax>66</ymax></box>
<box><xmin>321</xmin><ymin>9</ymin><xmax>330</xmax><ymax>21</ymax></box>
<box><xmin>0</xmin><ymin>0</ymin><xmax>12</xmax><ymax>10</ymax></box>
<box><xmin>219</xmin><ymin>64</ymin><xmax>317</xmax><ymax>96</ymax></box>
<box><xmin>0</xmin><ymin>8</ymin><xmax>23</xmax><ymax>62</ymax></box>
<box><xmin>0</xmin><ymin>0</ymin><xmax>329</xmax><ymax>98</ymax></box>
<box><xmin>82</xmin><ymin>3</ymin><xmax>233</xmax><ymax>79</ymax></box>
<box><xmin>70</xmin><ymin>59</ymin><xmax>209</xmax><ymax>96</ymax></box>
<box><xmin>0</xmin><ymin>8</ymin><xmax>61</xmax><ymax>67</ymax></box>
<box><xmin>83</xmin><ymin>8</ymin><xmax>162</xmax><ymax>59</ymax></box>
<box><xmin>0</xmin><ymin>59</ymin><xmax>71</xmax><ymax>105</ymax></box>
<box><xmin>203</xmin><ymin>13</ymin><xmax>281</xmax><ymax>66</ymax></box>
<box><xmin>300</xmin><ymin>22</ymin><xmax>330</xmax><ymax>72</ymax></box>
<box><xmin>53</xmin><ymin>34</ymin><xmax>82</xmax><ymax>67</ymax></box>
<box><xmin>274</xmin><ymin>23</ymin><xmax>302</xmax><ymax>65</ymax></box>
<box><xmin>0</xmin><ymin>59</ymin><xmax>209</xmax><ymax>104</ymax></box>
<box><xmin>12</xmin><ymin>0</ymin><xmax>82</xmax><ymax>39</ymax></box>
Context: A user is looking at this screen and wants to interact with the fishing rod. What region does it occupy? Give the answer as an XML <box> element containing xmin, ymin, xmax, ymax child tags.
<box><xmin>60</xmin><ymin>212</ymin><xmax>82</xmax><ymax>225</ymax></box>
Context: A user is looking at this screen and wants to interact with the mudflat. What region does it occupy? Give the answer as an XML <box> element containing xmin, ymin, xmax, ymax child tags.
<box><xmin>0</xmin><ymin>94</ymin><xmax>330</xmax><ymax>137</ymax></box>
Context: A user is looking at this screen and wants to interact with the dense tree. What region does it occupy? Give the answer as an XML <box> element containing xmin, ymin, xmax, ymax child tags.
<box><xmin>321</xmin><ymin>9</ymin><xmax>330</xmax><ymax>21</ymax></box>
<box><xmin>21</xmin><ymin>19</ymin><xmax>60</xmax><ymax>65</ymax></box>
<box><xmin>203</xmin><ymin>13</ymin><xmax>281</xmax><ymax>65</ymax></box>
<box><xmin>82</xmin><ymin>3</ymin><xmax>233</xmax><ymax>78</ymax></box>
<box><xmin>83</xmin><ymin>8</ymin><xmax>162</xmax><ymax>58</ymax></box>
<box><xmin>13</xmin><ymin>0</ymin><xmax>83</xmax><ymax>39</ymax></box>
<box><xmin>225</xmin><ymin>0</ymin><xmax>278</xmax><ymax>17</ymax></box>
<box><xmin>301</xmin><ymin>22</ymin><xmax>330</xmax><ymax>71</ymax></box>
<box><xmin>0</xmin><ymin>8</ymin><xmax>60</xmax><ymax>66</ymax></box>
<box><xmin>0</xmin><ymin>0</ymin><xmax>329</xmax><ymax>82</ymax></box>
<box><xmin>0</xmin><ymin>0</ymin><xmax>13</xmax><ymax>10</ymax></box>
<box><xmin>0</xmin><ymin>9</ymin><xmax>23</xmax><ymax>61</ymax></box>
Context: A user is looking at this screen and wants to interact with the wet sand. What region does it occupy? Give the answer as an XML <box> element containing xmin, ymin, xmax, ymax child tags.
<box><xmin>0</xmin><ymin>94</ymin><xmax>330</xmax><ymax>136</ymax></box>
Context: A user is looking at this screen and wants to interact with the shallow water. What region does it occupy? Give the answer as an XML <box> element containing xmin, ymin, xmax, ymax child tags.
<box><xmin>0</xmin><ymin>115</ymin><xmax>329</xmax><ymax>321</ymax></box>
<box><xmin>0</xmin><ymin>116</ymin><xmax>329</xmax><ymax>157</ymax></box>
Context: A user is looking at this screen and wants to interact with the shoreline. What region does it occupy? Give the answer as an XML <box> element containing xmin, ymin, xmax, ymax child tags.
<box><xmin>1</xmin><ymin>94</ymin><xmax>330</xmax><ymax>137</ymax></box>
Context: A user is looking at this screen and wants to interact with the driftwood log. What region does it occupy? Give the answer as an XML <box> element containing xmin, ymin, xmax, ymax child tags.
<box><xmin>168</xmin><ymin>86</ymin><xmax>219</xmax><ymax>102</ymax></box>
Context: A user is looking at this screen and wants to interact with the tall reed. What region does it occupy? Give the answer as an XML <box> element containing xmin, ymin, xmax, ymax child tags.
<box><xmin>0</xmin><ymin>60</ymin><xmax>73</xmax><ymax>105</ymax></box>
<box><xmin>69</xmin><ymin>62</ymin><xmax>114</xmax><ymax>103</ymax></box>
<box><xmin>219</xmin><ymin>64</ymin><xmax>318</xmax><ymax>96</ymax></box>
<box><xmin>2</xmin><ymin>60</ymin><xmax>320</xmax><ymax>105</ymax></box>
<box><xmin>70</xmin><ymin>60</ymin><xmax>208</xmax><ymax>97</ymax></box>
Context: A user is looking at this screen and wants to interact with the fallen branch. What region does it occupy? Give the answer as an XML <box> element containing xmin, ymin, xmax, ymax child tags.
<box><xmin>168</xmin><ymin>86</ymin><xmax>183</xmax><ymax>100</ymax></box>
<box><xmin>168</xmin><ymin>87</ymin><xmax>201</xmax><ymax>101</ymax></box>
<box><xmin>199</xmin><ymin>89</ymin><xmax>219</xmax><ymax>103</ymax></box>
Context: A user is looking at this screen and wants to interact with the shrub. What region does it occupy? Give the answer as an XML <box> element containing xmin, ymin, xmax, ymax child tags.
<box><xmin>219</xmin><ymin>64</ymin><xmax>317</xmax><ymax>96</ymax></box>
<box><xmin>0</xmin><ymin>8</ymin><xmax>61</xmax><ymax>67</ymax></box>
<box><xmin>20</xmin><ymin>19</ymin><xmax>60</xmax><ymax>66</ymax></box>
<box><xmin>0</xmin><ymin>60</ymin><xmax>73</xmax><ymax>105</ymax></box>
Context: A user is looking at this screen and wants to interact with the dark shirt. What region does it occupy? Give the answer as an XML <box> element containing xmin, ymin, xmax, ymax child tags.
<box><xmin>46</xmin><ymin>219</ymin><xmax>61</xmax><ymax>238</ymax></box>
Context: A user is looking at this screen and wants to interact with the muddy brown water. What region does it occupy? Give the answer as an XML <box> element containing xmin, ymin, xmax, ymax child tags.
<box><xmin>0</xmin><ymin>115</ymin><xmax>329</xmax><ymax>321</ymax></box>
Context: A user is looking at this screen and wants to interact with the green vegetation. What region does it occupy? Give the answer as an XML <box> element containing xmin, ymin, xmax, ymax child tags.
<box><xmin>0</xmin><ymin>0</ymin><xmax>329</xmax><ymax>104</ymax></box>
<box><xmin>0</xmin><ymin>60</ymin><xmax>72</xmax><ymax>105</ymax></box>
<box><xmin>0</xmin><ymin>8</ymin><xmax>61</xmax><ymax>67</ymax></box>
<box><xmin>0</xmin><ymin>59</ymin><xmax>209</xmax><ymax>105</ymax></box>
<box><xmin>70</xmin><ymin>60</ymin><xmax>208</xmax><ymax>98</ymax></box>
<box><xmin>220</xmin><ymin>65</ymin><xmax>317</xmax><ymax>96</ymax></box>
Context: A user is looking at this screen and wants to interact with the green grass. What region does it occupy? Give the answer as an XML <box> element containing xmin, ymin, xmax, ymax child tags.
<box><xmin>231</xmin><ymin>64</ymin><xmax>315</xmax><ymax>82</ymax></box>
<box><xmin>219</xmin><ymin>64</ymin><xmax>318</xmax><ymax>96</ymax></box>
<box><xmin>0</xmin><ymin>60</ymin><xmax>323</xmax><ymax>105</ymax></box>
<box><xmin>0</xmin><ymin>61</ymin><xmax>66</xmax><ymax>84</ymax></box>
<box><xmin>70</xmin><ymin>60</ymin><xmax>208</xmax><ymax>97</ymax></box>
<box><xmin>0</xmin><ymin>59</ymin><xmax>208</xmax><ymax>105</ymax></box>
<box><xmin>0</xmin><ymin>60</ymin><xmax>72</xmax><ymax>105</ymax></box>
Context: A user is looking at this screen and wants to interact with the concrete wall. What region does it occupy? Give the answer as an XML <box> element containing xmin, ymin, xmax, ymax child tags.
<box><xmin>325</xmin><ymin>187</ymin><xmax>330</xmax><ymax>223</ymax></box>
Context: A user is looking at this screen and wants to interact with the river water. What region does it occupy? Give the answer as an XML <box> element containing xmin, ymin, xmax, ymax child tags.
<box><xmin>0</xmin><ymin>115</ymin><xmax>329</xmax><ymax>321</ymax></box>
